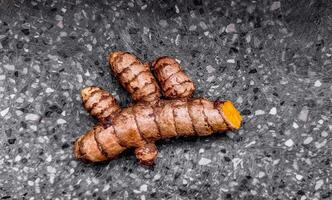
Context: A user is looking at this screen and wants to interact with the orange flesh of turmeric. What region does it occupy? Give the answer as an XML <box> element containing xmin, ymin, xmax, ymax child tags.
<box><xmin>220</xmin><ymin>101</ymin><xmax>242</xmax><ymax>130</ymax></box>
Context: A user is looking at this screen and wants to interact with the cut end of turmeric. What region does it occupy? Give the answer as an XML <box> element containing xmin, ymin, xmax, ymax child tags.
<box><xmin>219</xmin><ymin>101</ymin><xmax>242</xmax><ymax>130</ymax></box>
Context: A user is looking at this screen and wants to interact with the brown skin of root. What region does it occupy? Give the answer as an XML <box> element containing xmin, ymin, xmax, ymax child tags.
<box><xmin>80</xmin><ymin>86</ymin><xmax>121</xmax><ymax>123</ymax></box>
<box><xmin>80</xmin><ymin>125</ymin><xmax>108</xmax><ymax>162</ymax></box>
<box><xmin>108</xmin><ymin>51</ymin><xmax>161</xmax><ymax>102</ymax></box>
<box><xmin>172</xmin><ymin>100</ymin><xmax>195</xmax><ymax>136</ymax></box>
<box><xmin>95</xmin><ymin>126</ymin><xmax>127</xmax><ymax>159</ymax></box>
<box><xmin>135</xmin><ymin>143</ymin><xmax>158</xmax><ymax>166</ymax></box>
<box><xmin>152</xmin><ymin>56</ymin><xmax>195</xmax><ymax>99</ymax></box>
<box><xmin>108</xmin><ymin>51</ymin><xmax>124</xmax><ymax>67</ymax></box>
<box><xmin>80</xmin><ymin>86</ymin><xmax>100</xmax><ymax>103</ymax></box>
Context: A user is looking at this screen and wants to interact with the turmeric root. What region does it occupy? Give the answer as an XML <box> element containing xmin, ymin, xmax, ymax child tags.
<box><xmin>75</xmin><ymin>95</ymin><xmax>241</xmax><ymax>162</ymax></box>
<box><xmin>80</xmin><ymin>86</ymin><xmax>121</xmax><ymax>124</ymax></box>
<box><xmin>74</xmin><ymin>51</ymin><xmax>243</xmax><ymax>165</ymax></box>
<box><xmin>109</xmin><ymin>52</ymin><xmax>161</xmax><ymax>102</ymax></box>
<box><xmin>152</xmin><ymin>56</ymin><xmax>195</xmax><ymax>99</ymax></box>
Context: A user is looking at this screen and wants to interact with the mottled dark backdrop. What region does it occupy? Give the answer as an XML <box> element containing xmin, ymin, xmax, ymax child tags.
<box><xmin>0</xmin><ymin>0</ymin><xmax>331</xmax><ymax>199</ymax></box>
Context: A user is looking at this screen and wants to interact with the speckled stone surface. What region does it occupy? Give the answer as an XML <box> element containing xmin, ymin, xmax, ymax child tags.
<box><xmin>0</xmin><ymin>0</ymin><xmax>331</xmax><ymax>199</ymax></box>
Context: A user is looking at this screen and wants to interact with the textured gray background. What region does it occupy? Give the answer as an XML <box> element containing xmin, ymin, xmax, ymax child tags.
<box><xmin>0</xmin><ymin>0</ymin><xmax>331</xmax><ymax>199</ymax></box>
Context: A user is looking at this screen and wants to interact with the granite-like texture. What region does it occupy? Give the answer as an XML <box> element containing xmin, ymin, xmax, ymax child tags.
<box><xmin>0</xmin><ymin>0</ymin><xmax>331</xmax><ymax>199</ymax></box>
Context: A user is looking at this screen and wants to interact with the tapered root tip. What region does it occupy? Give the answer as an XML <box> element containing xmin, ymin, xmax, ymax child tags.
<box><xmin>109</xmin><ymin>51</ymin><xmax>125</xmax><ymax>65</ymax></box>
<box><xmin>219</xmin><ymin>101</ymin><xmax>242</xmax><ymax>130</ymax></box>
<box><xmin>74</xmin><ymin>136</ymin><xmax>84</xmax><ymax>159</ymax></box>
<box><xmin>80</xmin><ymin>86</ymin><xmax>100</xmax><ymax>103</ymax></box>
<box><xmin>135</xmin><ymin>144</ymin><xmax>158</xmax><ymax>166</ymax></box>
